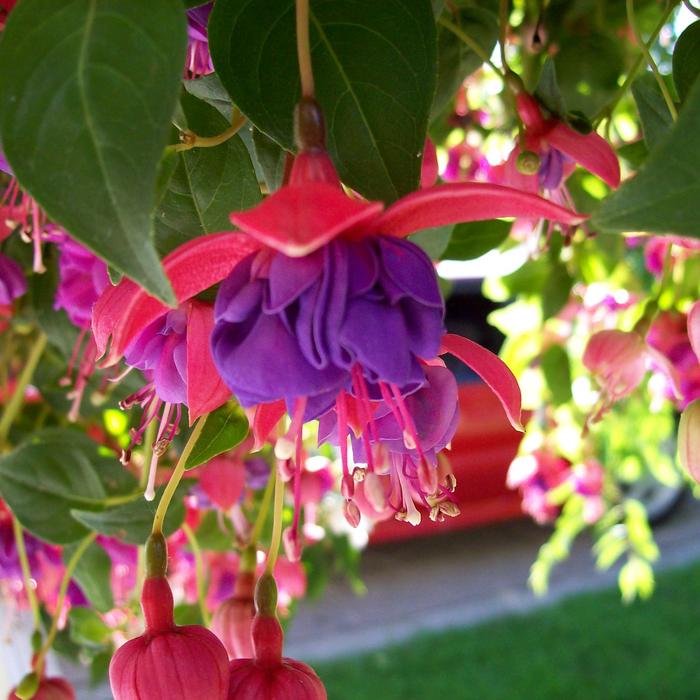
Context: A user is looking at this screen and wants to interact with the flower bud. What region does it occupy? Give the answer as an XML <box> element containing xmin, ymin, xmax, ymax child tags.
<box><xmin>8</xmin><ymin>675</ymin><xmax>74</xmax><ymax>700</ymax></box>
<box><xmin>516</xmin><ymin>150</ymin><xmax>541</xmax><ymax>175</ymax></box>
<box><xmin>109</xmin><ymin>576</ymin><xmax>229</xmax><ymax>699</ymax></box>
<box><xmin>226</xmin><ymin>575</ymin><xmax>327</xmax><ymax>699</ymax></box>
<box><xmin>212</xmin><ymin>569</ymin><xmax>256</xmax><ymax>659</ymax></box>
<box><xmin>679</xmin><ymin>399</ymin><xmax>700</xmax><ymax>484</ymax></box>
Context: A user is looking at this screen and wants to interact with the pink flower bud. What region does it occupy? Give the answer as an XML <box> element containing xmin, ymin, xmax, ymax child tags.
<box><xmin>226</xmin><ymin>575</ymin><xmax>326</xmax><ymax>699</ymax></box>
<box><xmin>212</xmin><ymin>570</ymin><xmax>256</xmax><ymax>660</ymax></box>
<box><xmin>678</xmin><ymin>399</ymin><xmax>700</xmax><ymax>484</ymax></box>
<box><xmin>7</xmin><ymin>676</ymin><xmax>75</xmax><ymax>700</ymax></box>
<box><xmin>583</xmin><ymin>330</ymin><xmax>648</xmax><ymax>399</ymax></box>
<box><xmin>109</xmin><ymin>576</ymin><xmax>230</xmax><ymax>699</ymax></box>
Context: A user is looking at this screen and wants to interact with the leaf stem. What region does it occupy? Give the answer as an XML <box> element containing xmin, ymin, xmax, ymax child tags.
<box><xmin>171</xmin><ymin>110</ymin><xmax>247</xmax><ymax>153</ymax></box>
<box><xmin>499</xmin><ymin>0</ymin><xmax>510</xmax><ymax>71</ymax></box>
<box><xmin>627</xmin><ymin>0</ymin><xmax>678</xmax><ymax>120</ymax></box>
<box><xmin>151</xmin><ymin>415</ymin><xmax>207</xmax><ymax>536</ymax></box>
<box><xmin>264</xmin><ymin>463</ymin><xmax>285</xmax><ymax>575</ymax></box>
<box><xmin>296</xmin><ymin>0</ymin><xmax>315</xmax><ymax>97</ymax></box>
<box><xmin>0</xmin><ymin>332</ymin><xmax>47</xmax><ymax>449</ymax></box>
<box><xmin>182</xmin><ymin>522</ymin><xmax>210</xmax><ymax>626</ymax></box>
<box><xmin>34</xmin><ymin>533</ymin><xmax>96</xmax><ymax>677</ymax></box>
<box><xmin>250</xmin><ymin>464</ymin><xmax>276</xmax><ymax>546</ymax></box>
<box><xmin>12</xmin><ymin>518</ymin><xmax>41</xmax><ymax>629</ymax></box>
<box><xmin>438</xmin><ymin>17</ymin><xmax>505</xmax><ymax>79</ymax></box>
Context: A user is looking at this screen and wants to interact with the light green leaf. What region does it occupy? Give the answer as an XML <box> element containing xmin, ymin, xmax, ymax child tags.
<box><xmin>185</xmin><ymin>401</ymin><xmax>249</xmax><ymax>470</ymax></box>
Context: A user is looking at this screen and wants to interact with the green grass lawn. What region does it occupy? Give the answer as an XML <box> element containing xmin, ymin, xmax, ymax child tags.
<box><xmin>316</xmin><ymin>560</ymin><xmax>700</xmax><ymax>700</ymax></box>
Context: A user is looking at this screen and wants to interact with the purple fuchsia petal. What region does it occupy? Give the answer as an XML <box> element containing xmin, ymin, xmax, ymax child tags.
<box><xmin>441</xmin><ymin>333</ymin><xmax>523</xmax><ymax>431</ymax></box>
<box><xmin>229</xmin><ymin>182</ymin><xmax>384</xmax><ymax>257</ymax></box>
<box><xmin>0</xmin><ymin>252</ymin><xmax>26</xmax><ymax>304</ymax></box>
<box><xmin>374</xmin><ymin>182</ymin><xmax>585</xmax><ymax>238</ymax></box>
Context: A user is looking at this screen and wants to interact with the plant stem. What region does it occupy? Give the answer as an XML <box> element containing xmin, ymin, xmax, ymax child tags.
<box><xmin>250</xmin><ymin>465</ymin><xmax>276</xmax><ymax>546</ymax></box>
<box><xmin>171</xmin><ymin>110</ymin><xmax>247</xmax><ymax>153</ymax></box>
<box><xmin>296</xmin><ymin>0</ymin><xmax>315</xmax><ymax>97</ymax></box>
<box><xmin>265</xmin><ymin>464</ymin><xmax>285</xmax><ymax>575</ymax></box>
<box><xmin>438</xmin><ymin>17</ymin><xmax>505</xmax><ymax>79</ymax></box>
<box><xmin>151</xmin><ymin>415</ymin><xmax>207</xmax><ymax>536</ymax></box>
<box><xmin>34</xmin><ymin>533</ymin><xmax>96</xmax><ymax>676</ymax></box>
<box><xmin>499</xmin><ymin>0</ymin><xmax>510</xmax><ymax>71</ymax></box>
<box><xmin>627</xmin><ymin>0</ymin><xmax>678</xmax><ymax>121</ymax></box>
<box><xmin>182</xmin><ymin>522</ymin><xmax>210</xmax><ymax>626</ymax></box>
<box><xmin>0</xmin><ymin>332</ymin><xmax>47</xmax><ymax>449</ymax></box>
<box><xmin>12</xmin><ymin>518</ymin><xmax>41</xmax><ymax>629</ymax></box>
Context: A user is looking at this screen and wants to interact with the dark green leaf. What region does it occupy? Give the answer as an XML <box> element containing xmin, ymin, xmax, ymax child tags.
<box><xmin>90</xmin><ymin>651</ymin><xmax>113</xmax><ymax>686</ymax></box>
<box><xmin>0</xmin><ymin>430</ymin><xmax>121</xmax><ymax>544</ymax></box>
<box><xmin>185</xmin><ymin>401</ymin><xmax>249</xmax><ymax>469</ymax></box>
<box><xmin>592</xmin><ymin>77</ymin><xmax>700</xmax><ymax>238</ymax></box>
<box><xmin>553</xmin><ymin>32</ymin><xmax>624</xmax><ymax>117</ymax></box>
<box><xmin>174</xmin><ymin>603</ymin><xmax>203</xmax><ymax>626</ymax></box>
<box><xmin>536</xmin><ymin>58</ymin><xmax>567</xmax><ymax>117</ymax></box>
<box><xmin>155</xmin><ymin>92</ymin><xmax>261</xmax><ymax>255</ymax></box>
<box><xmin>442</xmin><ymin>220</ymin><xmax>510</xmax><ymax>260</ymax></box>
<box><xmin>194</xmin><ymin>510</ymin><xmax>235</xmax><ymax>551</ymax></box>
<box><xmin>617</xmin><ymin>141</ymin><xmax>648</xmax><ymax>171</ymax></box>
<box><xmin>540</xmin><ymin>345</ymin><xmax>573</xmax><ymax>406</ymax></box>
<box><xmin>71</xmin><ymin>480</ymin><xmax>192</xmax><ymax>544</ymax></box>
<box><xmin>541</xmin><ymin>261</ymin><xmax>572</xmax><ymax>319</ymax></box>
<box><xmin>252</xmin><ymin>128</ymin><xmax>289</xmax><ymax>192</ymax></box>
<box><xmin>64</xmin><ymin>541</ymin><xmax>113</xmax><ymax>613</ymax></box>
<box><xmin>433</xmin><ymin>8</ymin><xmax>498</xmax><ymax>118</ymax></box>
<box><xmin>631</xmin><ymin>74</ymin><xmax>673</xmax><ymax>150</ymax></box>
<box><xmin>673</xmin><ymin>21</ymin><xmax>700</xmax><ymax>103</ymax></box>
<box><xmin>183</xmin><ymin>73</ymin><xmax>233</xmax><ymax>119</ymax></box>
<box><xmin>209</xmin><ymin>0</ymin><xmax>437</xmax><ymax>202</ymax></box>
<box><xmin>68</xmin><ymin>607</ymin><xmax>111</xmax><ymax>648</ymax></box>
<box><xmin>0</xmin><ymin>0</ymin><xmax>187</xmax><ymax>303</ymax></box>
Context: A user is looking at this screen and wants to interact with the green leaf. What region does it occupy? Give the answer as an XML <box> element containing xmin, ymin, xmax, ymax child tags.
<box><xmin>541</xmin><ymin>261</ymin><xmax>573</xmax><ymax>319</ymax></box>
<box><xmin>540</xmin><ymin>345</ymin><xmax>573</xmax><ymax>406</ymax></box>
<box><xmin>433</xmin><ymin>8</ymin><xmax>498</xmax><ymax>118</ymax></box>
<box><xmin>673</xmin><ymin>21</ymin><xmax>700</xmax><ymax>103</ymax></box>
<box><xmin>441</xmin><ymin>220</ymin><xmax>510</xmax><ymax>260</ymax></box>
<box><xmin>183</xmin><ymin>73</ymin><xmax>233</xmax><ymax>119</ymax></box>
<box><xmin>536</xmin><ymin>58</ymin><xmax>567</xmax><ymax>117</ymax></box>
<box><xmin>409</xmin><ymin>225</ymin><xmax>454</xmax><ymax>260</ymax></box>
<box><xmin>631</xmin><ymin>74</ymin><xmax>673</xmax><ymax>150</ymax></box>
<box><xmin>209</xmin><ymin>0</ymin><xmax>437</xmax><ymax>202</ymax></box>
<box><xmin>0</xmin><ymin>0</ymin><xmax>187</xmax><ymax>303</ymax></box>
<box><xmin>194</xmin><ymin>510</ymin><xmax>235</xmax><ymax>551</ymax></box>
<box><xmin>185</xmin><ymin>401</ymin><xmax>249</xmax><ymax>469</ymax></box>
<box><xmin>64</xmin><ymin>541</ymin><xmax>114</xmax><ymax>613</ymax></box>
<box><xmin>0</xmin><ymin>429</ymin><xmax>125</xmax><ymax>544</ymax></box>
<box><xmin>592</xmin><ymin>77</ymin><xmax>700</xmax><ymax>238</ymax></box>
<box><xmin>553</xmin><ymin>32</ymin><xmax>624</xmax><ymax>117</ymax></box>
<box><xmin>252</xmin><ymin>128</ymin><xmax>289</xmax><ymax>192</ymax></box>
<box><xmin>155</xmin><ymin>92</ymin><xmax>262</xmax><ymax>255</ymax></box>
<box><xmin>71</xmin><ymin>480</ymin><xmax>192</xmax><ymax>544</ymax></box>
<box><xmin>68</xmin><ymin>607</ymin><xmax>111</xmax><ymax>648</ymax></box>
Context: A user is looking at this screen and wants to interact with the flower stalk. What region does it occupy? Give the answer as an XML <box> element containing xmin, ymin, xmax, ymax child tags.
<box><xmin>12</xmin><ymin>517</ymin><xmax>41</xmax><ymax>630</ymax></box>
<box><xmin>296</xmin><ymin>0</ymin><xmax>315</xmax><ymax>98</ymax></box>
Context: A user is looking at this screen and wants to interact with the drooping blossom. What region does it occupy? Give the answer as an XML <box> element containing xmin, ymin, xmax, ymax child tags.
<box><xmin>643</xmin><ymin>235</ymin><xmax>700</xmax><ymax>277</ymax></box>
<box><xmin>186</xmin><ymin>3</ymin><xmax>214</xmax><ymax>77</ymax></box>
<box><xmin>0</xmin><ymin>252</ymin><xmax>26</xmax><ymax>304</ymax></box>
<box><xmin>226</xmin><ymin>573</ymin><xmax>326</xmax><ymax>700</ymax></box>
<box><xmin>678</xmin><ymin>399</ymin><xmax>700</xmax><ymax>485</ymax></box>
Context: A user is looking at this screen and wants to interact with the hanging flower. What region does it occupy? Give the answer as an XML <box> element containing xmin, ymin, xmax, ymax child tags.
<box><xmin>7</xmin><ymin>674</ymin><xmax>75</xmax><ymax>700</ymax></box>
<box><xmin>186</xmin><ymin>3</ymin><xmax>214</xmax><ymax>78</ymax></box>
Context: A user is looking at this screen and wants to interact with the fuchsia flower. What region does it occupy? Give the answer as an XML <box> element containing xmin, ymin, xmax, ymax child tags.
<box><xmin>0</xmin><ymin>252</ymin><xmax>25</xmax><ymax>304</ymax></box>
<box><xmin>7</xmin><ymin>675</ymin><xmax>75</xmax><ymax>700</ymax></box>
<box><xmin>584</xmin><ymin>329</ymin><xmax>681</xmax><ymax>418</ymax></box>
<box><xmin>186</xmin><ymin>3</ymin><xmax>214</xmax><ymax>78</ymax></box>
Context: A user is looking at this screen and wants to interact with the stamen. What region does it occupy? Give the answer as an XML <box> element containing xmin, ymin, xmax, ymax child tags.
<box><xmin>144</xmin><ymin>402</ymin><xmax>173</xmax><ymax>501</ymax></box>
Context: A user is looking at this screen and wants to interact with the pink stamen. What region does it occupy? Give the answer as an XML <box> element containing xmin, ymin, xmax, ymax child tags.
<box><xmin>144</xmin><ymin>401</ymin><xmax>173</xmax><ymax>501</ymax></box>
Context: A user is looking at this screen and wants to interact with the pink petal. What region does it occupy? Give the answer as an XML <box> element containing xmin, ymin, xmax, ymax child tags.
<box><xmin>440</xmin><ymin>333</ymin><xmax>523</xmax><ymax>431</ymax></box>
<box><xmin>546</xmin><ymin>122</ymin><xmax>620</xmax><ymax>189</ymax></box>
<box><xmin>688</xmin><ymin>301</ymin><xmax>700</xmax><ymax>364</ymax></box>
<box><xmin>376</xmin><ymin>183</ymin><xmax>585</xmax><ymax>238</ymax></box>
<box><xmin>679</xmin><ymin>399</ymin><xmax>700</xmax><ymax>484</ymax></box>
<box><xmin>93</xmin><ymin>233</ymin><xmax>259</xmax><ymax>366</ymax></box>
<box><xmin>197</xmin><ymin>456</ymin><xmax>246</xmax><ymax>511</ymax></box>
<box><xmin>186</xmin><ymin>301</ymin><xmax>232</xmax><ymax>423</ymax></box>
<box><xmin>420</xmin><ymin>138</ymin><xmax>438</xmax><ymax>189</ymax></box>
<box><xmin>251</xmin><ymin>400</ymin><xmax>287</xmax><ymax>451</ymax></box>
<box><xmin>515</xmin><ymin>93</ymin><xmax>548</xmax><ymax>136</ymax></box>
<box><xmin>229</xmin><ymin>182</ymin><xmax>384</xmax><ymax>257</ymax></box>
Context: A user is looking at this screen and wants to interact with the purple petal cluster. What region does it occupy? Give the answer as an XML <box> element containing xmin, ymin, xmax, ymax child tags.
<box><xmin>186</xmin><ymin>3</ymin><xmax>214</xmax><ymax>76</ymax></box>
<box><xmin>124</xmin><ymin>308</ymin><xmax>188</xmax><ymax>404</ymax></box>
<box><xmin>53</xmin><ymin>237</ymin><xmax>110</xmax><ymax>328</ymax></box>
<box><xmin>212</xmin><ymin>236</ymin><xmax>444</xmax><ymax>418</ymax></box>
<box><xmin>0</xmin><ymin>252</ymin><xmax>26</xmax><ymax>304</ymax></box>
<box><xmin>538</xmin><ymin>147</ymin><xmax>571</xmax><ymax>191</ymax></box>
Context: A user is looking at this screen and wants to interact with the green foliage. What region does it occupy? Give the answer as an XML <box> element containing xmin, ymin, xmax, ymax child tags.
<box><xmin>209</xmin><ymin>0</ymin><xmax>437</xmax><ymax>202</ymax></box>
<box><xmin>673</xmin><ymin>21</ymin><xmax>700</xmax><ymax>103</ymax></box>
<box><xmin>631</xmin><ymin>74</ymin><xmax>674</xmax><ymax>149</ymax></box>
<box><xmin>441</xmin><ymin>220</ymin><xmax>511</xmax><ymax>260</ymax></box>
<box><xmin>0</xmin><ymin>0</ymin><xmax>187</xmax><ymax>303</ymax></box>
<box><xmin>184</xmin><ymin>401</ymin><xmax>249</xmax><ymax>469</ymax></box>
<box><xmin>64</xmin><ymin>540</ymin><xmax>114</xmax><ymax>613</ymax></box>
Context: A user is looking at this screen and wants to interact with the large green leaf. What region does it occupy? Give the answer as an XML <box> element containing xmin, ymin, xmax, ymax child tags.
<box><xmin>441</xmin><ymin>220</ymin><xmax>510</xmax><ymax>260</ymax></box>
<box><xmin>0</xmin><ymin>0</ymin><xmax>187</xmax><ymax>303</ymax></box>
<box><xmin>155</xmin><ymin>92</ymin><xmax>261</xmax><ymax>254</ymax></box>
<box><xmin>64</xmin><ymin>541</ymin><xmax>114</xmax><ymax>613</ymax></box>
<box><xmin>0</xmin><ymin>430</ymin><xmax>134</xmax><ymax>544</ymax></box>
<box><xmin>673</xmin><ymin>21</ymin><xmax>700</xmax><ymax>103</ymax></box>
<box><xmin>631</xmin><ymin>74</ymin><xmax>673</xmax><ymax>150</ymax></box>
<box><xmin>71</xmin><ymin>480</ymin><xmax>192</xmax><ymax>544</ymax></box>
<box><xmin>209</xmin><ymin>0</ymin><xmax>437</xmax><ymax>202</ymax></box>
<box><xmin>592</xmin><ymin>78</ymin><xmax>700</xmax><ymax>238</ymax></box>
<box><xmin>185</xmin><ymin>401</ymin><xmax>249</xmax><ymax>470</ymax></box>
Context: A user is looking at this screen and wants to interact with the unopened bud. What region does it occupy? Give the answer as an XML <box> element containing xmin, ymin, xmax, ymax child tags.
<box><xmin>254</xmin><ymin>572</ymin><xmax>278</xmax><ymax>617</ymax></box>
<box><xmin>145</xmin><ymin>532</ymin><xmax>168</xmax><ymax>579</ymax></box>
<box><xmin>344</xmin><ymin>500</ymin><xmax>361</xmax><ymax>528</ymax></box>
<box><xmin>679</xmin><ymin>400</ymin><xmax>700</xmax><ymax>484</ymax></box>
<box><xmin>516</xmin><ymin>150</ymin><xmax>541</xmax><ymax>175</ymax></box>
<box><xmin>15</xmin><ymin>672</ymin><xmax>39</xmax><ymax>700</ymax></box>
